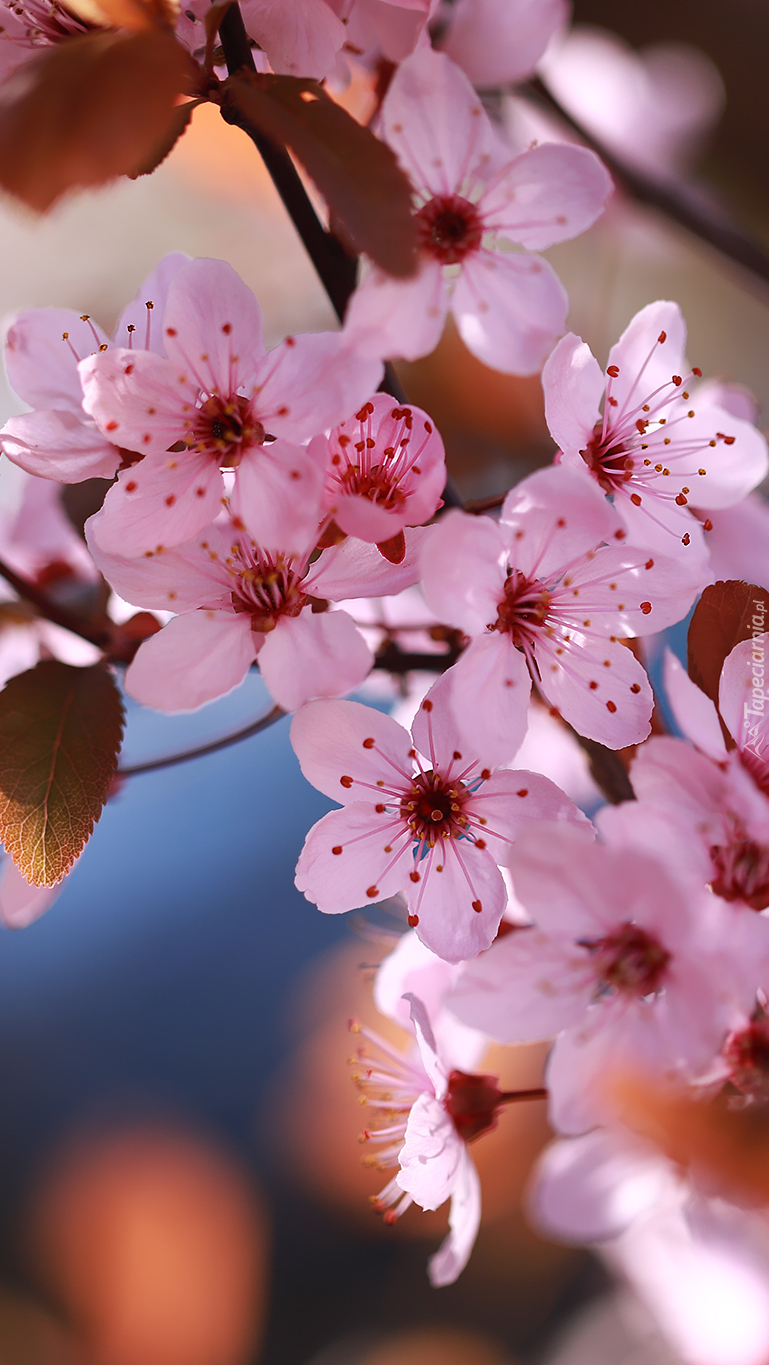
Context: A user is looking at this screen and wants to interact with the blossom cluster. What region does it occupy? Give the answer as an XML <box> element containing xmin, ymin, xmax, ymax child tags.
<box><xmin>0</xmin><ymin>3</ymin><xmax>769</xmax><ymax>1361</ymax></box>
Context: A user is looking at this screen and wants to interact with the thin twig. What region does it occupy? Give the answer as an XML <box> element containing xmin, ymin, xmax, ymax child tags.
<box><xmin>0</xmin><ymin>557</ymin><xmax>110</xmax><ymax>649</ymax></box>
<box><xmin>526</xmin><ymin>77</ymin><xmax>769</xmax><ymax>291</ymax></box>
<box><xmin>118</xmin><ymin>704</ymin><xmax>286</xmax><ymax>777</ymax></box>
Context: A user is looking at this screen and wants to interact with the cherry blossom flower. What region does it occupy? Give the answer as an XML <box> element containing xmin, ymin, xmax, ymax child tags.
<box><xmin>84</xmin><ymin>495</ymin><xmax>423</xmax><ymax>712</ymax></box>
<box><xmin>314</xmin><ymin>393</ymin><xmax>446</xmax><ymax>562</ymax></box>
<box><xmin>420</xmin><ymin>465</ymin><xmax>701</xmax><ymax>764</ymax></box>
<box><xmin>601</xmin><ymin>735</ymin><xmax>769</xmax><ymax>915</ymax></box>
<box><xmin>531</xmin><ymin>1126</ymin><xmax>769</xmax><ymax>1365</ymax></box>
<box><xmin>345</xmin><ymin>48</ymin><xmax>612</xmax><ymax>375</ymax></box>
<box><xmin>0</xmin><ymin>0</ymin><xmax>93</xmax><ymax>82</ymax></box>
<box><xmin>328</xmin><ymin>0</ymin><xmax>431</xmax><ymax>68</ymax></box>
<box><xmin>448</xmin><ymin>823</ymin><xmax>763</xmax><ymax>1134</ymax></box>
<box><xmin>78</xmin><ymin>256</ymin><xmax>382</xmax><ymax>558</ymax></box>
<box><xmin>352</xmin><ymin>992</ymin><xmax>512</xmax><ymax>1285</ymax></box>
<box><xmin>543</xmin><ymin>302</ymin><xmax>768</xmax><ymax>562</ymax></box>
<box><xmin>1</xmin><ymin>253</ymin><xmax>188</xmax><ymax>484</ymax></box>
<box><xmin>176</xmin><ymin>0</ymin><xmax>346</xmax><ymax>78</ymax></box>
<box><xmin>291</xmin><ymin>674</ymin><xmax>589</xmax><ymax>962</ymax></box>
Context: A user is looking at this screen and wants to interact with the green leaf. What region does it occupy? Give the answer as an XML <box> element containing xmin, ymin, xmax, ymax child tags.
<box><xmin>687</xmin><ymin>579</ymin><xmax>769</xmax><ymax>703</ymax></box>
<box><xmin>223</xmin><ymin>72</ymin><xmax>419</xmax><ymax>278</ymax></box>
<box><xmin>0</xmin><ymin>661</ymin><xmax>124</xmax><ymax>887</ymax></box>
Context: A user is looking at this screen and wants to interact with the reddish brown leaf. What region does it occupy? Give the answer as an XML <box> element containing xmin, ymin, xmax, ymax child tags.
<box><xmin>0</xmin><ymin>661</ymin><xmax>124</xmax><ymax>886</ymax></box>
<box><xmin>687</xmin><ymin>580</ymin><xmax>769</xmax><ymax>703</ymax></box>
<box><xmin>0</xmin><ymin>31</ymin><xmax>198</xmax><ymax>212</ymax></box>
<box><xmin>223</xmin><ymin>72</ymin><xmax>418</xmax><ymax>278</ymax></box>
<box><xmin>129</xmin><ymin>97</ymin><xmax>197</xmax><ymax>178</ymax></box>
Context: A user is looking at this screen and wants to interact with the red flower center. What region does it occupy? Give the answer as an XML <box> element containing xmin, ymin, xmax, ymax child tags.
<box><xmin>416</xmin><ymin>194</ymin><xmax>484</xmax><ymax>265</ymax></box>
<box><xmin>581</xmin><ymin>921</ymin><xmax>671</xmax><ymax>997</ymax></box>
<box><xmin>724</xmin><ymin>1019</ymin><xmax>769</xmax><ymax>1099</ymax></box>
<box><xmin>400</xmin><ymin>771</ymin><xmax>468</xmax><ymax>847</ymax></box>
<box><xmin>229</xmin><ymin>552</ymin><xmax>307</xmax><ymax>633</ymax></box>
<box><xmin>710</xmin><ymin>833</ymin><xmax>769</xmax><ymax>911</ymax></box>
<box><xmin>492</xmin><ymin>571</ymin><xmax>551</xmax><ymax>649</ymax></box>
<box><xmin>444</xmin><ymin>1070</ymin><xmax>504</xmax><ymax>1142</ymax></box>
<box><xmin>192</xmin><ymin>394</ymin><xmax>265</xmax><ymax>467</ymax></box>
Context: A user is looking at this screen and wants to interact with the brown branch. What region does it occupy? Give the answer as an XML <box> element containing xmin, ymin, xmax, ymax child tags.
<box><xmin>526</xmin><ymin>77</ymin><xmax>769</xmax><ymax>291</ymax></box>
<box><xmin>0</xmin><ymin>557</ymin><xmax>110</xmax><ymax>649</ymax></box>
<box><xmin>118</xmin><ymin>703</ymin><xmax>285</xmax><ymax>776</ymax></box>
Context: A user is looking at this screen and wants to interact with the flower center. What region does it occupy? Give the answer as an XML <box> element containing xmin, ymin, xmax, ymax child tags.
<box><xmin>401</xmin><ymin>771</ymin><xmax>468</xmax><ymax>848</ymax></box>
<box><xmin>416</xmin><ymin>194</ymin><xmax>484</xmax><ymax>265</ymax></box>
<box><xmin>710</xmin><ymin>833</ymin><xmax>769</xmax><ymax>911</ymax></box>
<box><xmin>724</xmin><ymin>1019</ymin><xmax>769</xmax><ymax>1100</ymax></box>
<box><xmin>492</xmin><ymin>570</ymin><xmax>551</xmax><ymax>648</ymax></box>
<box><xmin>191</xmin><ymin>394</ymin><xmax>265</xmax><ymax>468</ymax></box>
<box><xmin>11</xmin><ymin>0</ymin><xmax>92</xmax><ymax>45</ymax></box>
<box><xmin>580</xmin><ymin>921</ymin><xmax>671</xmax><ymax>997</ymax></box>
<box><xmin>444</xmin><ymin>1070</ymin><xmax>504</xmax><ymax>1142</ymax></box>
<box><xmin>582</xmin><ymin>426</ymin><xmax>636</xmax><ymax>494</ymax></box>
<box><xmin>227</xmin><ymin>548</ymin><xmax>306</xmax><ymax>633</ymax></box>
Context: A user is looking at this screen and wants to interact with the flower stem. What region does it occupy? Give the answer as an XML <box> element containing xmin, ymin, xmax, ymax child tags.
<box><xmin>498</xmin><ymin>1087</ymin><xmax>548</xmax><ymax>1103</ymax></box>
<box><xmin>0</xmin><ymin>556</ymin><xmax>111</xmax><ymax>649</ymax></box>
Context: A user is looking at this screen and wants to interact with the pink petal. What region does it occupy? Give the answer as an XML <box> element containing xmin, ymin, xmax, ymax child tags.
<box><xmin>530</xmin><ymin>1129</ymin><xmax>670</xmax><ymax>1245</ymax></box>
<box><xmin>306</xmin><ymin>527</ymin><xmax>429</xmax><ymax>598</ymax></box>
<box><xmin>483</xmin><ymin>143</ymin><xmax>612</xmax><ymax>252</ymax></box>
<box><xmin>254</xmin><ymin>331</ymin><xmax>383</xmax><ymax>442</ymax></box>
<box><xmin>294</xmin><ymin>802</ymin><xmax>412</xmax><ymax>912</ymax></box>
<box><xmin>427</xmin><ymin>1147</ymin><xmax>481</xmax><ymax>1287</ymax></box>
<box><xmin>1</xmin><ymin>409</ymin><xmax>119</xmax><ymax>481</ymax></box>
<box><xmin>344</xmin><ymin>261</ymin><xmax>449</xmax><ymax>365</ymax></box>
<box><xmin>662</xmin><ymin>649</ymin><xmax>726</xmax><ymax>759</ymax></box>
<box><xmin>612</xmin><ymin>485</ymin><xmax>709</xmax><ymax>563</ymax></box>
<box><xmin>0</xmin><ymin>859</ymin><xmax>61</xmax><ymax>928</ymax></box>
<box><xmin>703</xmin><ymin>496</ymin><xmax>769</xmax><ymax>593</ymax></box>
<box><xmin>257</xmin><ymin>609</ymin><xmax>372</xmax><ymax>711</ymax></box>
<box><xmin>439</xmin><ymin>0</ymin><xmax>567</xmax><ymax>87</ymax></box>
<box><xmin>125</xmin><ymin>608</ymin><xmax>255</xmax><ymax>711</ymax></box>
<box><xmin>92</xmin><ymin>455</ymin><xmax>223</xmax><ymax>558</ymax></box>
<box><xmin>409</xmin><ymin>839</ymin><xmax>508</xmax><ymax>963</ymax></box>
<box><xmin>607</xmin><ymin>300</ymin><xmax>687</xmax><ymax>421</ymax></box>
<box><xmin>409</xmin><ymin>670</ymin><xmax>471</xmax><ymax>768</ymax></box>
<box><xmin>681</xmin><ymin>406</ymin><xmax>768</xmax><ymax>511</ymax></box>
<box><xmin>444</xmin><ymin>634</ymin><xmax>531</xmax><ymax>767</ymax></box>
<box><xmin>473</xmin><ymin>769</ymin><xmax>591</xmax><ymax>852</ymax></box>
<box><xmin>449</xmin><ymin>921</ymin><xmax>592</xmax><ymax>1042</ymax></box>
<box><xmin>79</xmin><ymin>348</ymin><xmax>193</xmax><ymax>456</ymax></box>
<box><xmin>86</xmin><ymin>519</ymin><xmax>231</xmax><ymax>611</ymax></box>
<box><xmin>396</xmin><ymin>1092</ymin><xmax>461</xmax><ymax>1209</ymax></box>
<box><xmin>559</xmin><ymin>545</ymin><xmax>702</xmax><ymax>637</ymax></box>
<box><xmin>290</xmin><ymin>697</ymin><xmax>413</xmax><ymax>802</ymax></box>
<box><xmin>382</xmin><ymin>48</ymin><xmax>506</xmax><ymax>196</ymax></box>
<box><xmin>537</xmin><ymin>634</ymin><xmax>652</xmax><ymax>748</ymax></box>
<box><xmin>405</xmin><ymin>992</ymin><xmax>449</xmax><ymax>1099</ymax></box>
<box><xmin>542</xmin><ymin>332</ymin><xmax>605</xmax><ymax>455</ymax></box>
<box><xmin>5</xmin><ymin>308</ymin><xmax>108</xmax><ymax>410</ymax></box>
<box><xmin>162</xmin><ymin>257</ymin><xmax>265</xmax><ymax>397</ymax></box>
<box><xmin>231</xmin><ymin>439</ymin><xmax>324</xmax><ymax>556</ymax></box>
<box><xmin>452</xmin><ymin>249</ymin><xmax>567</xmax><ymax>375</ymax></box>
<box><xmin>240</xmin><ymin>0</ymin><xmax>345</xmax><ymax>78</ymax></box>
<box><xmin>420</xmin><ymin>510</ymin><xmax>506</xmax><ymax>634</ymax></box>
<box><xmin>502</xmin><ymin>464</ymin><xmax>618</xmax><ymax>581</ymax></box>
<box><xmin>333</xmin><ymin>495</ymin><xmax>403</xmax><ymax>543</ymax></box>
<box><xmin>114</xmin><ymin>252</ymin><xmax>190</xmax><ymax>354</ymax></box>
<box><xmin>630</xmin><ymin>735</ymin><xmax>729</xmax><ymax>832</ymax></box>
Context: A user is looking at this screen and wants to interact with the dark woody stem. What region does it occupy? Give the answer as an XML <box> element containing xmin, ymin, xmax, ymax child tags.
<box><xmin>216</xmin><ymin>3</ymin><xmax>409</xmax><ymax>404</ymax></box>
<box><xmin>526</xmin><ymin>76</ymin><xmax>769</xmax><ymax>291</ymax></box>
<box><xmin>0</xmin><ymin>556</ymin><xmax>110</xmax><ymax>649</ymax></box>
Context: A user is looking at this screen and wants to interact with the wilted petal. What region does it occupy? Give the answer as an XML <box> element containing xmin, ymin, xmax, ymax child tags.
<box><xmin>427</xmin><ymin>1147</ymin><xmax>481</xmax><ymax>1287</ymax></box>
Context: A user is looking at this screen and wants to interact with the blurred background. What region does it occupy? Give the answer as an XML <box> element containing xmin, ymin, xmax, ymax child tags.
<box><xmin>0</xmin><ymin>1</ymin><xmax>766</xmax><ymax>1362</ymax></box>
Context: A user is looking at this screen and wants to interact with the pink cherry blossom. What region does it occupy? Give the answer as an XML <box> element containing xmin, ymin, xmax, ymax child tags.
<box><xmin>1</xmin><ymin>254</ymin><xmax>188</xmax><ymax>484</ymax></box>
<box><xmin>544</xmin><ymin>302</ymin><xmax>768</xmax><ymax>562</ymax></box>
<box><xmin>329</xmin><ymin>0</ymin><xmax>431</xmax><ymax>67</ymax></box>
<box><xmin>0</xmin><ymin>0</ymin><xmax>91</xmax><ymax>82</ymax></box>
<box><xmin>176</xmin><ymin>0</ymin><xmax>346</xmax><ymax>78</ymax></box>
<box><xmin>420</xmin><ymin>465</ymin><xmax>701</xmax><ymax>763</ymax></box>
<box><xmin>345</xmin><ymin>48</ymin><xmax>612</xmax><ymax>375</ymax></box>
<box><xmin>663</xmin><ymin>636</ymin><xmax>769</xmax><ymax>791</ymax></box>
<box><xmin>84</xmin><ymin>499</ymin><xmax>404</xmax><ymax>713</ymax></box>
<box><xmin>291</xmin><ymin>674</ymin><xmax>589</xmax><ymax>962</ymax></box>
<box><xmin>351</xmin><ymin>992</ymin><xmax>505</xmax><ymax>1285</ymax></box>
<box><xmin>79</xmin><ymin>257</ymin><xmax>382</xmax><ymax>558</ymax></box>
<box><xmin>605</xmin><ymin>735</ymin><xmax>769</xmax><ymax>914</ymax></box>
<box><xmin>315</xmin><ymin>393</ymin><xmax>445</xmax><ymax>555</ymax></box>
<box><xmin>448</xmin><ymin>823</ymin><xmax>762</xmax><ymax>1134</ymax></box>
